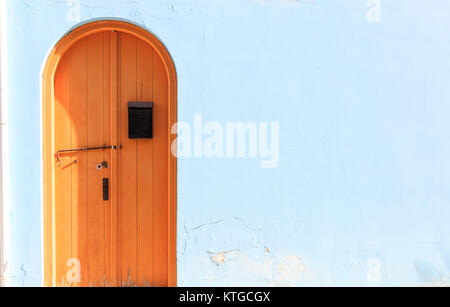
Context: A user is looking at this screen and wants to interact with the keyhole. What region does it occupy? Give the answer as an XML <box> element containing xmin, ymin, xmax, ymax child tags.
<box><xmin>96</xmin><ymin>161</ymin><xmax>109</xmax><ymax>170</ymax></box>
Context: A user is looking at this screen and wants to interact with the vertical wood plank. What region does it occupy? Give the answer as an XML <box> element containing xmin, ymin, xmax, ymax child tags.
<box><xmin>152</xmin><ymin>50</ymin><xmax>169</xmax><ymax>287</ymax></box>
<box><xmin>136</xmin><ymin>40</ymin><xmax>154</xmax><ymax>287</ymax></box>
<box><xmin>119</xmin><ymin>32</ymin><xmax>138</xmax><ymax>286</ymax></box>
<box><xmin>70</xmin><ymin>37</ymin><xmax>89</xmax><ymax>287</ymax></box>
<box><xmin>110</xmin><ymin>31</ymin><xmax>119</xmax><ymax>287</ymax></box>
<box><xmin>103</xmin><ymin>31</ymin><xmax>113</xmax><ymax>287</ymax></box>
<box><xmin>54</xmin><ymin>51</ymin><xmax>72</xmax><ymax>286</ymax></box>
<box><xmin>86</xmin><ymin>32</ymin><xmax>106</xmax><ymax>286</ymax></box>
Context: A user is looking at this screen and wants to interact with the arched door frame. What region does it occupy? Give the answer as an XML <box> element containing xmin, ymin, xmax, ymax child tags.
<box><xmin>42</xmin><ymin>20</ymin><xmax>177</xmax><ymax>287</ymax></box>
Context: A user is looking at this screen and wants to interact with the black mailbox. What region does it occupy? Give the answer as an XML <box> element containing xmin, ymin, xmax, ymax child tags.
<box><xmin>128</xmin><ymin>102</ymin><xmax>153</xmax><ymax>139</ymax></box>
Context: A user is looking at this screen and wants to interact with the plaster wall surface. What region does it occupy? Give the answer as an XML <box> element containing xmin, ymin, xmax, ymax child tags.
<box><xmin>4</xmin><ymin>0</ymin><xmax>450</xmax><ymax>286</ymax></box>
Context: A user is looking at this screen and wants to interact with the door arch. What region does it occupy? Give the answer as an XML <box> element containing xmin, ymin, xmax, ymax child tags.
<box><xmin>42</xmin><ymin>20</ymin><xmax>177</xmax><ymax>287</ymax></box>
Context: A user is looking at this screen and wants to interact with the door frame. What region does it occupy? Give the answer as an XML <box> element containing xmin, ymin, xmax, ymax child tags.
<box><xmin>42</xmin><ymin>20</ymin><xmax>177</xmax><ymax>287</ymax></box>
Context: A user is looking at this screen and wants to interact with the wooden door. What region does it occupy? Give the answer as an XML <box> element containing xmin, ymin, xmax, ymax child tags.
<box><xmin>52</xmin><ymin>30</ymin><xmax>170</xmax><ymax>287</ymax></box>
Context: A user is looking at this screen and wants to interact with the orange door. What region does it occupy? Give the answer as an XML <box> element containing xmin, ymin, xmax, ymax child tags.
<box><xmin>52</xmin><ymin>30</ymin><xmax>170</xmax><ymax>287</ymax></box>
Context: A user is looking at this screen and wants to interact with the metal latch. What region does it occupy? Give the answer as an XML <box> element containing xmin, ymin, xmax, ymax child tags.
<box><xmin>56</xmin><ymin>145</ymin><xmax>120</xmax><ymax>167</ymax></box>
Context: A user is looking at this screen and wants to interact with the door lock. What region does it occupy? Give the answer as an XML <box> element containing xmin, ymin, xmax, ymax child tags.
<box><xmin>96</xmin><ymin>161</ymin><xmax>109</xmax><ymax>170</ymax></box>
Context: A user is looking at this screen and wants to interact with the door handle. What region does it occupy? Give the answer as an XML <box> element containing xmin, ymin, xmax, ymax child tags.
<box><xmin>56</xmin><ymin>145</ymin><xmax>121</xmax><ymax>166</ymax></box>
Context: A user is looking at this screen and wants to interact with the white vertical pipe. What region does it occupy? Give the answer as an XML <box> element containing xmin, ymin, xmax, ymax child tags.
<box><xmin>0</xmin><ymin>0</ymin><xmax>10</xmax><ymax>287</ymax></box>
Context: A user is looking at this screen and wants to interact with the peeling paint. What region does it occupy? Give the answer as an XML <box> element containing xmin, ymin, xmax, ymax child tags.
<box><xmin>208</xmin><ymin>250</ymin><xmax>241</xmax><ymax>266</ymax></box>
<box><xmin>211</xmin><ymin>253</ymin><xmax>226</xmax><ymax>265</ymax></box>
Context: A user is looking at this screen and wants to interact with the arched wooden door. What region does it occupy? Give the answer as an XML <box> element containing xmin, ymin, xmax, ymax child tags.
<box><xmin>43</xmin><ymin>21</ymin><xmax>177</xmax><ymax>287</ymax></box>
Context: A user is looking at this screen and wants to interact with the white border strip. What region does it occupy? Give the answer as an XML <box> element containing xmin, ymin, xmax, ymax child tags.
<box><xmin>0</xmin><ymin>0</ymin><xmax>10</xmax><ymax>287</ymax></box>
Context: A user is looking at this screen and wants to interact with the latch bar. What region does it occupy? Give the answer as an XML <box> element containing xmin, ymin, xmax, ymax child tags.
<box><xmin>56</xmin><ymin>145</ymin><xmax>120</xmax><ymax>166</ymax></box>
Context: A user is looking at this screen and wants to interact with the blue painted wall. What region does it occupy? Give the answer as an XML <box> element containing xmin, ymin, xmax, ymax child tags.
<box><xmin>4</xmin><ymin>0</ymin><xmax>450</xmax><ymax>286</ymax></box>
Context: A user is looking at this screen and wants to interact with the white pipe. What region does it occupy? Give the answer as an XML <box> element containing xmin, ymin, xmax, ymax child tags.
<box><xmin>0</xmin><ymin>0</ymin><xmax>10</xmax><ymax>287</ymax></box>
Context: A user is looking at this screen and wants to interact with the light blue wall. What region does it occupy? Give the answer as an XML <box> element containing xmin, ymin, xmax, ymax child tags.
<box><xmin>5</xmin><ymin>0</ymin><xmax>450</xmax><ymax>286</ymax></box>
